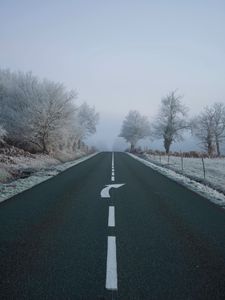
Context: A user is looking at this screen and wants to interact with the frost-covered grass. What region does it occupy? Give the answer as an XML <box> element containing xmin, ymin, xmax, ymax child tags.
<box><xmin>0</xmin><ymin>168</ymin><xmax>11</xmax><ymax>182</ymax></box>
<box><xmin>9</xmin><ymin>154</ymin><xmax>59</xmax><ymax>171</ymax></box>
<box><xmin>0</xmin><ymin>154</ymin><xmax>60</xmax><ymax>183</ymax></box>
<box><xmin>144</xmin><ymin>153</ymin><xmax>225</xmax><ymax>194</ymax></box>
<box><xmin>129</xmin><ymin>153</ymin><xmax>225</xmax><ymax>208</ymax></box>
<box><xmin>0</xmin><ymin>152</ymin><xmax>97</xmax><ymax>202</ymax></box>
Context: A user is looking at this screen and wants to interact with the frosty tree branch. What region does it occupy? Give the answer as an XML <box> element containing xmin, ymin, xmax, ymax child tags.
<box><xmin>119</xmin><ymin>110</ymin><xmax>151</xmax><ymax>151</ymax></box>
<box><xmin>153</xmin><ymin>91</ymin><xmax>189</xmax><ymax>154</ymax></box>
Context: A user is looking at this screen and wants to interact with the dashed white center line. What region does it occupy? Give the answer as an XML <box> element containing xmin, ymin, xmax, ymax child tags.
<box><xmin>105</xmin><ymin>153</ymin><xmax>118</xmax><ymax>291</ymax></box>
<box><xmin>106</xmin><ymin>236</ymin><xmax>118</xmax><ymax>290</ymax></box>
<box><xmin>111</xmin><ymin>152</ymin><xmax>115</xmax><ymax>182</ymax></box>
<box><xmin>112</xmin><ymin>152</ymin><xmax>114</xmax><ymax>168</ymax></box>
<box><xmin>108</xmin><ymin>206</ymin><xmax>115</xmax><ymax>227</ymax></box>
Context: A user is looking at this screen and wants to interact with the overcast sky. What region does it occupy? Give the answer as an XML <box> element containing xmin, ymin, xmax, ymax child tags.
<box><xmin>1</xmin><ymin>0</ymin><xmax>225</xmax><ymax>150</ymax></box>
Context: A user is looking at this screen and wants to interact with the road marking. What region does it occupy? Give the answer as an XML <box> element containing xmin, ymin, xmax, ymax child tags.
<box><xmin>112</xmin><ymin>152</ymin><xmax>114</xmax><ymax>168</ymax></box>
<box><xmin>108</xmin><ymin>206</ymin><xmax>115</xmax><ymax>227</ymax></box>
<box><xmin>106</xmin><ymin>236</ymin><xmax>118</xmax><ymax>290</ymax></box>
<box><xmin>111</xmin><ymin>170</ymin><xmax>115</xmax><ymax>179</ymax></box>
<box><xmin>111</xmin><ymin>152</ymin><xmax>115</xmax><ymax>181</ymax></box>
<box><xmin>105</xmin><ymin>153</ymin><xmax>118</xmax><ymax>290</ymax></box>
<box><xmin>101</xmin><ymin>184</ymin><xmax>125</xmax><ymax>198</ymax></box>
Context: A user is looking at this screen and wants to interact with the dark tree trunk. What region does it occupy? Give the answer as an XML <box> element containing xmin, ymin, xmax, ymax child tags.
<box><xmin>215</xmin><ymin>137</ymin><xmax>220</xmax><ymax>157</ymax></box>
<box><xmin>207</xmin><ymin>141</ymin><xmax>214</xmax><ymax>157</ymax></box>
<box><xmin>164</xmin><ymin>138</ymin><xmax>172</xmax><ymax>154</ymax></box>
<box><xmin>130</xmin><ymin>143</ymin><xmax>135</xmax><ymax>152</ymax></box>
<box><xmin>41</xmin><ymin>133</ymin><xmax>49</xmax><ymax>154</ymax></box>
<box><xmin>42</xmin><ymin>144</ymin><xmax>48</xmax><ymax>154</ymax></box>
<box><xmin>72</xmin><ymin>141</ymin><xmax>77</xmax><ymax>151</ymax></box>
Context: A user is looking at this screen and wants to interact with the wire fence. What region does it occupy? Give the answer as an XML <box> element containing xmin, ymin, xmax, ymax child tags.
<box><xmin>143</xmin><ymin>152</ymin><xmax>225</xmax><ymax>194</ymax></box>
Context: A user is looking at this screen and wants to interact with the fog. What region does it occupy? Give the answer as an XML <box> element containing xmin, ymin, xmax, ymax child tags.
<box><xmin>87</xmin><ymin>114</ymin><xmax>201</xmax><ymax>152</ymax></box>
<box><xmin>1</xmin><ymin>0</ymin><xmax>225</xmax><ymax>151</ymax></box>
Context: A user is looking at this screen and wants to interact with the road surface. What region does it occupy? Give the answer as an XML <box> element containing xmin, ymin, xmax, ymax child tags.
<box><xmin>1</xmin><ymin>152</ymin><xmax>225</xmax><ymax>299</ymax></box>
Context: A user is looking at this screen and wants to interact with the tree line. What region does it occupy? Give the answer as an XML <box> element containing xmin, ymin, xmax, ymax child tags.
<box><xmin>0</xmin><ymin>69</ymin><xmax>99</xmax><ymax>157</ymax></box>
<box><xmin>119</xmin><ymin>91</ymin><xmax>225</xmax><ymax>157</ymax></box>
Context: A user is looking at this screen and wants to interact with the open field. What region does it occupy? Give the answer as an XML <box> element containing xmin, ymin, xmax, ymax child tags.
<box><xmin>144</xmin><ymin>153</ymin><xmax>225</xmax><ymax>194</ymax></box>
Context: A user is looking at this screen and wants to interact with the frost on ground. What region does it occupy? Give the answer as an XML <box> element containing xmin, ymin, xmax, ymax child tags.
<box><xmin>0</xmin><ymin>148</ymin><xmax>96</xmax><ymax>203</ymax></box>
<box><xmin>129</xmin><ymin>153</ymin><xmax>225</xmax><ymax>208</ymax></box>
<box><xmin>143</xmin><ymin>153</ymin><xmax>225</xmax><ymax>194</ymax></box>
<box><xmin>0</xmin><ymin>147</ymin><xmax>60</xmax><ymax>183</ymax></box>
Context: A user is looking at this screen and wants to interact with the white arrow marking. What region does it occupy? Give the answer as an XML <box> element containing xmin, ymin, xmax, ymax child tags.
<box><xmin>101</xmin><ymin>184</ymin><xmax>125</xmax><ymax>198</ymax></box>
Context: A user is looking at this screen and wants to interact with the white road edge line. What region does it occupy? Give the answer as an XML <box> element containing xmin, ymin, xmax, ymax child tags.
<box><xmin>106</xmin><ymin>236</ymin><xmax>118</xmax><ymax>290</ymax></box>
<box><xmin>108</xmin><ymin>206</ymin><xmax>115</xmax><ymax>227</ymax></box>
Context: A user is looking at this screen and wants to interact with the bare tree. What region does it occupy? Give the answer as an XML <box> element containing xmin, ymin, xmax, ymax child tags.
<box><xmin>192</xmin><ymin>103</ymin><xmax>225</xmax><ymax>157</ymax></box>
<box><xmin>211</xmin><ymin>102</ymin><xmax>225</xmax><ymax>156</ymax></box>
<box><xmin>67</xmin><ymin>102</ymin><xmax>99</xmax><ymax>150</ymax></box>
<box><xmin>77</xmin><ymin>102</ymin><xmax>99</xmax><ymax>139</ymax></box>
<box><xmin>28</xmin><ymin>80</ymin><xmax>77</xmax><ymax>153</ymax></box>
<box><xmin>0</xmin><ymin>124</ymin><xmax>7</xmax><ymax>144</ymax></box>
<box><xmin>119</xmin><ymin>110</ymin><xmax>151</xmax><ymax>151</ymax></box>
<box><xmin>0</xmin><ymin>69</ymin><xmax>99</xmax><ymax>157</ymax></box>
<box><xmin>153</xmin><ymin>91</ymin><xmax>188</xmax><ymax>154</ymax></box>
<box><xmin>191</xmin><ymin>108</ymin><xmax>215</xmax><ymax>156</ymax></box>
<box><xmin>0</xmin><ymin>70</ymin><xmax>38</xmax><ymax>146</ymax></box>
<box><xmin>0</xmin><ymin>70</ymin><xmax>77</xmax><ymax>153</ymax></box>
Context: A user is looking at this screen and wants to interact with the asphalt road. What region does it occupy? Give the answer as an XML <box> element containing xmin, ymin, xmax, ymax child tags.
<box><xmin>1</xmin><ymin>152</ymin><xmax>225</xmax><ymax>299</ymax></box>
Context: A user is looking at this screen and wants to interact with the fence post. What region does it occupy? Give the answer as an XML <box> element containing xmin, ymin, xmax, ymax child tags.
<box><xmin>201</xmin><ymin>157</ymin><xmax>206</xmax><ymax>180</ymax></box>
<box><xmin>181</xmin><ymin>153</ymin><xmax>184</xmax><ymax>172</ymax></box>
<box><xmin>159</xmin><ymin>154</ymin><xmax>161</xmax><ymax>163</ymax></box>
